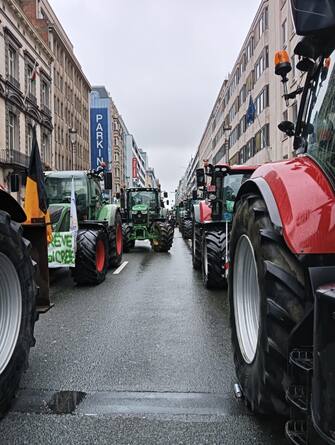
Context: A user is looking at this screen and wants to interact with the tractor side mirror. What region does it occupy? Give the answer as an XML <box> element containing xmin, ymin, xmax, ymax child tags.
<box><xmin>278</xmin><ymin>120</ymin><xmax>295</xmax><ymax>137</ymax></box>
<box><xmin>196</xmin><ymin>168</ymin><xmax>205</xmax><ymax>187</ymax></box>
<box><xmin>104</xmin><ymin>172</ymin><xmax>113</xmax><ymax>190</ymax></box>
<box><xmin>192</xmin><ymin>190</ymin><xmax>197</xmax><ymax>200</ymax></box>
<box><xmin>10</xmin><ymin>174</ymin><xmax>20</xmax><ymax>192</ymax></box>
<box><xmin>166</xmin><ymin>200</ymin><xmax>169</xmax><ymax>206</ymax></box>
<box><xmin>163</xmin><ymin>191</ymin><xmax>168</xmax><ymax>198</ymax></box>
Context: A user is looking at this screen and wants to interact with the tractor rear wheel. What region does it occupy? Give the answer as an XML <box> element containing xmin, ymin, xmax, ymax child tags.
<box><xmin>72</xmin><ymin>229</ymin><xmax>108</xmax><ymax>285</ymax></box>
<box><xmin>229</xmin><ymin>194</ymin><xmax>306</xmax><ymax>416</ymax></box>
<box><xmin>192</xmin><ymin>219</ymin><xmax>202</xmax><ymax>270</ymax></box>
<box><xmin>109</xmin><ymin>212</ymin><xmax>123</xmax><ymax>268</ymax></box>
<box><xmin>0</xmin><ymin>210</ymin><xmax>37</xmax><ymax>417</ymax></box>
<box><xmin>182</xmin><ymin>219</ymin><xmax>193</xmax><ymax>240</ymax></box>
<box><xmin>202</xmin><ymin>230</ymin><xmax>227</xmax><ymax>289</ymax></box>
<box><xmin>153</xmin><ymin>222</ymin><xmax>174</xmax><ymax>252</ymax></box>
<box><xmin>122</xmin><ymin>223</ymin><xmax>135</xmax><ymax>252</ymax></box>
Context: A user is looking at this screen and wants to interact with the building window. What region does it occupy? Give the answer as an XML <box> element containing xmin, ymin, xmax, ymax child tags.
<box><xmin>26</xmin><ymin>122</ymin><xmax>34</xmax><ymax>154</ymax></box>
<box><xmin>26</xmin><ymin>63</ymin><xmax>37</xmax><ymax>98</ymax></box>
<box><xmin>41</xmin><ymin>79</ymin><xmax>50</xmax><ymax>110</ymax></box>
<box><xmin>8</xmin><ymin>112</ymin><xmax>17</xmax><ymax>151</ymax></box>
<box><xmin>282</xmin><ymin>20</ymin><xmax>287</xmax><ymax>47</ymax></box>
<box><xmin>41</xmin><ymin>132</ymin><xmax>51</xmax><ymax>164</ymax></box>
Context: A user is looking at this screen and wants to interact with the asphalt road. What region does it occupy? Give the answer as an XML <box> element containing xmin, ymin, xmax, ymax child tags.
<box><xmin>0</xmin><ymin>231</ymin><xmax>287</xmax><ymax>445</ymax></box>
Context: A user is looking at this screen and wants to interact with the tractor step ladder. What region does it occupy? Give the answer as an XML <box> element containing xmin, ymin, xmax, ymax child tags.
<box><xmin>285</xmin><ymin>349</ymin><xmax>313</xmax><ymax>445</ymax></box>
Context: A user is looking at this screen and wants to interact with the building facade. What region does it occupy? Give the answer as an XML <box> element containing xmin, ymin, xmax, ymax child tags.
<box><xmin>20</xmin><ymin>0</ymin><xmax>91</xmax><ymax>171</ymax></box>
<box><xmin>194</xmin><ymin>0</ymin><xmax>300</xmax><ymax>175</ymax></box>
<box><xmin>0</xmin><ymin>0</ymin><xmax>53</xmax><ymax>201</ymax></box>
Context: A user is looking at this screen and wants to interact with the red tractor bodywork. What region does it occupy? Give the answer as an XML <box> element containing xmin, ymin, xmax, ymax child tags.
<box><xmin>249</xmin><ymin>156</ymin><xmax>335</xmax><ymax>255</ymax></box>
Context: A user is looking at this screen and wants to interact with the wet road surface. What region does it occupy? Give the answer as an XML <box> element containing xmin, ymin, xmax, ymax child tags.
<box><xmin>0</xmin><ymin>231</ymin><xmax>287</xmax><ymax>444</ymax></box>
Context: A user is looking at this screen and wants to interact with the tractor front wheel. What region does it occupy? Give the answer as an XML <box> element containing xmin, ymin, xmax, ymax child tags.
<box><xmin>0</xmin><ymin>210</ymin><xmax>37</xmax><ymax>417</ymax></box>
<box><xmin>229</xmin><ymin>194</ymin><xmax>306</xmax><ymax>415</ymax></box>
<box><xmin>202</xmin><ymin>230</ymin><xmax>227</xmax><ymax>289</ymax></box>
<box><xmin>182</xmin><ymin>219</ymin><xmax>193</xmax><ymax>240</ymax></box>
<box><xmin>72</xmin><ymin>229</ymin><xmax>108</xmax><ymax>285</ymax></box>
<box><xmin>109</xmin><ymin>212</ymin><xmax>123</xmax><ymax>268</ymax></box>
<box><xmin>122</xmin><ymin>223</ymin><xmax>135</xmax><ymax>252</ymax></box>
<box><xmin>192</xmin><ymin>219</ymin><xmax>202</xmax><ymax>270</ymax></box>
<box><xmin>152</xmin><ymin>222</ymin><xmax>174</xmax><ymax>252</ymax></box>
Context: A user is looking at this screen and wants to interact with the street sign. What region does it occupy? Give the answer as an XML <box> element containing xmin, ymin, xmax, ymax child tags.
<box><xmin>90</xmin><ymin>108</ymin><xmax>109</xmax><ymax>170</ymax></box>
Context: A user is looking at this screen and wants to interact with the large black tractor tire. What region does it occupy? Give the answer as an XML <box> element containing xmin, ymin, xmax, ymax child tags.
<box><xmin>179</xmin><ymin>218</ymin><xmax>184</xmax><ymax>234</ymax></box>
<box><xmin>192</xmin><ymin>220</ymin><xmax>202</xmax><ymax>270</ymax></box>
<box><xmin>72</xmin><ymin>229</ymin><xmax>108</xmax><ymax>285</ymax></box>
<box><xmin>122</xmin><ymin>223</ymin><xmax>135</xmax><ymax>253</ymax></box>
<box><xmin>153</xmin><ymin>222</ymin><xmax>174</xmax><ymax>252</ymax></box>
<box><xmin>182</xmin><ymin>219</ymin><xmax>193</xmax><ymax>240</ymax></box>
<box><xmin>229</xmin><ymin>194</ymin><xmax>306</xmax><ymax>416</ymax></box>
<box><xmin>108</xmin><ymin>212</ymin><xmax>123</xmax><ymax>268</ymax></box>
<box><xmin>202</xmin><ymin>230</ymin><xmax>227</xmax><ymax>289</ymax></box>
<box><xmin>0</xmin><ymin>210</ymin><xmax>37</xmax><ymax>417</ymax></box>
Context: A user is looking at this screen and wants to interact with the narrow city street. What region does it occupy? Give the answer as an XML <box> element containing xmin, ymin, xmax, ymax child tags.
<box><xmin>0</xmin><ymin>231</ymin><xmax>286</xmax><ymax>445</ymax></box>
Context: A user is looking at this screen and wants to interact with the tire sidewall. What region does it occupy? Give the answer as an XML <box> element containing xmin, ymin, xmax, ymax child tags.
<box><xmin>229</xmin><ymin>202</ymin><xmax>270</xmax><ymax>413</ymax></box>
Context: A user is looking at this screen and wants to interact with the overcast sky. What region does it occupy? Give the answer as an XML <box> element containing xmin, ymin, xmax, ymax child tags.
<box><xmin>49</xmin><ymin>0</ymin><xmax>260</xmax><ymax>195</ymax></box>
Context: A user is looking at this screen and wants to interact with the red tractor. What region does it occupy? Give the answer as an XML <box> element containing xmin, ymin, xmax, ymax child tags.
<box><xmin>192</xmin><ymin>163</ymin><xmax>255</xmax><ymax>289</ymax></box>
<box><xmin>229</xmin><ymin>2</ymin><xmax>335</xmax><ymax>444</ymax></box>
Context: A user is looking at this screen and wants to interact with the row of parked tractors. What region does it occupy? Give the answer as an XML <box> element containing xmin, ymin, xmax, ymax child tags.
<box><xmin>175</xmin><ymin>3</ymin><xmax>335</xmax><ymax>444</ymax></box>
<box><xmin>1</xmin><ymin>2</ymin><xmax>335</xmax><ymax>444</ymax></box>
<box><xmin>0</xmin><ymin>158</ymin><xmax>174</xmax><ymax>417</ymax></box>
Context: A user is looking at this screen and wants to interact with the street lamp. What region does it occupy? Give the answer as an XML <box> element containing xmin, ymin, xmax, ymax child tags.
<box><xmin>69</xmin><ymin>128</ymin><xmax>77</xmax><ymax>170</ymax></box>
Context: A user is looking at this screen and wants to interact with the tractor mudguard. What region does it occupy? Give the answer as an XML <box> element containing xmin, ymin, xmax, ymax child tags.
<box><xmin>193</xmin><ymin>202</ymin><xmax>201</xmax><ymax>224</ymax></box>
<box><xmin>0</xmin><ymin>190</ymin><xmax>26</xmax><ymax>223</ymax></box>
<box><xmin>98</xmin><ymin>204</ymin><xmax>120</xmax><ymax>227</ymax></box>
<box><xmin>199</xmin><ymin>201</ymin><xmax>212</xmax><ymax>224</ymax></box>
<box><xmin>236</xmin><ymin>156</ymin><xmax>335</xmax><ymax>255</ymax></box>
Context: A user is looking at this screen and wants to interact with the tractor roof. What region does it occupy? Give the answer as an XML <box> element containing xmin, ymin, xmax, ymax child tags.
<box><xmin>45</xmin><ymin>171</ymin><xmax>88</xmax><ymax>179</ymax></box>
<box><xmin>127</xmin><ymin>187</ymin><xmax>159</xmax><ymax>192</ymax></box>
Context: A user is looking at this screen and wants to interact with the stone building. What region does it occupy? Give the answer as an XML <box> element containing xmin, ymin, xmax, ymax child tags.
<box><xmin>195</xmin><ymin>0</ymin><xmax>300</xmax><ymax>170</ymax></box>
<box><xmin>0</xmin><ymin>0</ymin><xmax>53</xmax><ymax>201</ymax></box>
<box><xmin>20</xmin><ymin>0</ymin><xmax>91</xmax><ymax>171</ymax></box>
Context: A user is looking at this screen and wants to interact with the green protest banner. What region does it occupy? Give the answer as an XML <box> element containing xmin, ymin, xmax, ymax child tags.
<box><xmin>48</xmin><ymin>232</ymin><xmax>76</xmax><ymax>268</ymax></box>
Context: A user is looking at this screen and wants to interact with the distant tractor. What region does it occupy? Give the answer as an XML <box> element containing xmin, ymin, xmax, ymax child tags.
<box><xmin>228</xmin><ymin>2</ymin><xmax>335</xmax><ymax>444</ymax></box>
<box><xmin>192</xmin><ymin>164</ymin><xmax>255</xmax><ymax>289</ymax></box>
<box><xmin>178</xmin><ymin>197</ymin><xmax>197</xmax><ymax>240</ymax></box>
<box><xmin>121</xmin><ymin>187</ymin><xmax>174</xmax><ymax>252</ymax></box>
<box><xmin>45</xmin><ymin>170</ymin><xmax>123</xmax><ymax>285</ymax></box>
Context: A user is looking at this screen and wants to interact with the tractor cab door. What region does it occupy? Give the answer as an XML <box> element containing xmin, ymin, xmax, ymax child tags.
<box><xmin>89</xmin><ymin>179</ymin><xmax>103</xmax><ymax>220</ymax></box>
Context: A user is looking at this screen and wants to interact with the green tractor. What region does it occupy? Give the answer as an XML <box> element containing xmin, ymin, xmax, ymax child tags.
<box><xmin>121</xmin><ymin>187</ymin><xmax>174</xmax><ymax>252</ymax></box>
<box><xmin>45</xmin><ymin>170</ymin><xmax>123</xmax><ymax>285</ymax></box>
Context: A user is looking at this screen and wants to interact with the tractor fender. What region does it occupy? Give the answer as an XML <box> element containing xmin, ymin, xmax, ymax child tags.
<box><xmin>98</xmin><ymin>204</ymin><xmax>121</xmax><ymax>227</ymax></box>
<box><xmin>236</xmin><ymin>156</ymin><xmax>335</xmax><ymax>255</ymax></box>
<box><xmin>0</xmin><ymin>190</ymin><xmax>26</xmax><ymax>223</ymax></box>
<box><xmin>193</xmin><ymin>202</ymin><xmax>201</xmax><ymax>223</ymax></box>
<box><xmin>199</xmin><ymin>201</ymin><xmax>212</xmax><ymax>224</ymax></box>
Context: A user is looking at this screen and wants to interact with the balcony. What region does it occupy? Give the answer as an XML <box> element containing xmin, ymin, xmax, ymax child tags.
<box><xmin>0</xmin><ymin>149</ymin><xmax>30</xmax><ymax>168</ymax></box>
<box><xmin>27</xmin><ymin>92</ymin><xmax>37</xmax><ymax>105</ymax></box>
<box><xmin>41</xmin><ymin>104</ymin><xmax>51</xmax><ymax>115</ymax></box>
<box><xmin>7</xmin><ymin>75</ymin><xmax>20</xmax><ymax>91</ymax></box>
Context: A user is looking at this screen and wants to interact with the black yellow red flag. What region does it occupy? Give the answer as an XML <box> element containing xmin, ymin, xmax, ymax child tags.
<box><xmin>24</xmin><ymin>126</ymin><xmax>52</xmax><ymax>243</ymax></box>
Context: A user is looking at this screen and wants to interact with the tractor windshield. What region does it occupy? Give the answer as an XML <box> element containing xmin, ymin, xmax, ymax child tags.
<box><xmin>305</xmin><ymin>51</ymin><xmax>335</xmax><ymax>183</ymax></box>
<box><xmin>128</xmin><ymin>191</ymin><xmax>158</xmax><ymax>211</ymax></box>
<box><xmin>45</xmin><ymin>176</ymin><xmax>87</xmax><ymax>206</ymax></box>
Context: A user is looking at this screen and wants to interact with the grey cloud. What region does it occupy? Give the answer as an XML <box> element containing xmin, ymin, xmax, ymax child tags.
<box><xmin>50</xmin><ymin>0</ymin><xmax>260</xmax><ymax>191</ymax></box>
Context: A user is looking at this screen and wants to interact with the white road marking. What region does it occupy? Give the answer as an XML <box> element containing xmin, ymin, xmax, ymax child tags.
<box><xmin>113</xmin><ymin>261</ymin><xmax>129</xmax><ymax>275</ymax></box>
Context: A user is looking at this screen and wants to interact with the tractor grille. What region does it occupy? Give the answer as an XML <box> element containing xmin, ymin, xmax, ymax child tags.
<box><xmin>133</xmin><ymin>212</ymin><xmax>147</xmax><ymax>224</ymax></box>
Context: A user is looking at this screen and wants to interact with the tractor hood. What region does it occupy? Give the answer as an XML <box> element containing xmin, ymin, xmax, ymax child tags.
<box><xmin>132</xmin><ymin>204</ymin><xmax>149</xmax><ymax>213</ymax></box>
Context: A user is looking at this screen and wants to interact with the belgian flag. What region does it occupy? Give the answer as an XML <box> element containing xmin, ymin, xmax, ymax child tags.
<box><xmin>24</xmin><ymin>126</ymin><xmax>52</xmax><ymax>243</ymax></box>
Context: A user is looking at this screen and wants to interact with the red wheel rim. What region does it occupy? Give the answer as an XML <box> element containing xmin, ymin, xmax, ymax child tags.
<box><xmin>96</xmin><ymin>239</ymin><xmax>106</xmax><ymax>272</ymax></box>
<box><xmin>116</xmin><ymin>224</ymin><xmax>122</xmax><ymax>256</ymax></box>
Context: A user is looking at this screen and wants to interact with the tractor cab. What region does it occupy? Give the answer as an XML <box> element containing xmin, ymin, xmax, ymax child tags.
<box><xmin>125</xmin><ymin>188</ymin><xmax>161</xmax><ymax>224</ymax></box>
<box><xmin>197</xmin><ymin>164</ymin><xmax>255</xmax><ymax>222</ymax></box>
